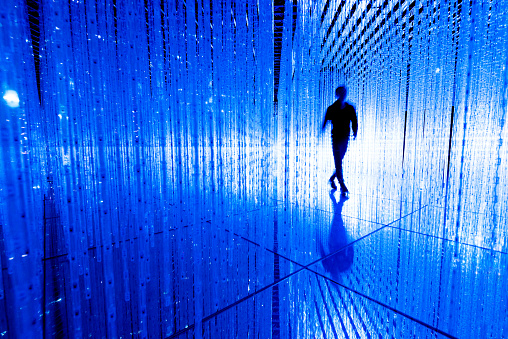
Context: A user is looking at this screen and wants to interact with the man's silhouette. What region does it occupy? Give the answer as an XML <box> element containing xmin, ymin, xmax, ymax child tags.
<box><xmin>322</xmin><ymin>86</ymin><xmax>358</xmax><ymax>195</ymax></box>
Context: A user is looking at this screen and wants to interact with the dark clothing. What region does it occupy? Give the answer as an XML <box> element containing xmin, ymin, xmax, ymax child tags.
<box><xmin>324</xmin><ymin>101</ymin><xmax>358</xmax><ymax>140</ymax></box>
<box><xmin>330</xmin><ymin>138</ymin><xmax>348</xmax><ymax>186</ymax></box>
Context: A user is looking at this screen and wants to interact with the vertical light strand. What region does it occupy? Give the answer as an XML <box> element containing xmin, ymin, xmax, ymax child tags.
<box><xmin>0</xmin><ymin>2</ymin><xmax>43</xmax><ymax>337</ymax></box>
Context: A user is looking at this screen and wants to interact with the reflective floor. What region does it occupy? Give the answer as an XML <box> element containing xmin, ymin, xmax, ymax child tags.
<box><xmin>9</xmin><ymin>154</ymin><xmax>505</xmax><ymax>339</ymax></box>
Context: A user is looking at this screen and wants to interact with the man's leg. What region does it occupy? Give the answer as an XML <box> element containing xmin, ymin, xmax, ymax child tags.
<box><xmin>329</xmin><ymin>171</ymin><xmax>336</xmax><ymax>182</ymax></box>
<box><xmin>329</xmin><ymin>171</ymin><xmax>337</xmax><ymax>189</ymax></box>
<box><xmin>333</xmin><ymin>138</ymin><xmax>349</xmax><ymax>193</ymax></box>
<box><xmin>329</xmin><ymin>138</ymin><xmax>337</xmax><ymax>189</ymax></box>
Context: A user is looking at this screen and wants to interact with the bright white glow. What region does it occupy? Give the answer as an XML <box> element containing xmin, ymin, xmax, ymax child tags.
<box><xmin>3</xmin><ymin>90</ymin><xmax>20</xmax><ymax>108</ymax></box>
<box><xmin>435</xmin><ymin>68</ymin><xmax>440</xmax><ymax>73</ymax></box>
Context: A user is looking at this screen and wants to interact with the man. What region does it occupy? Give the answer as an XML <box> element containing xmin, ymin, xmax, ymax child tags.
<box><xmin>322</xmin><ymin>86</ymin><xmax>358</xmax><ymax>195</ymax></box>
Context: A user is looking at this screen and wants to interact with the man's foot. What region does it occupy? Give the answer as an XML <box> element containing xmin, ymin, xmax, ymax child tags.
<box><xmin>340</xmin><ymin>184</ymin><xmax>348</xmax><ymax>196</ymax></box>
<box><xmin>329</xmin><ymin>179</ymin><xmax>337</xmax><ymax>190</ymax></box>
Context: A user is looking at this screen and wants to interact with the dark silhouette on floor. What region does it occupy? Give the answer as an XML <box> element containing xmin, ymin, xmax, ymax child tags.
<box><xmin>322</xmin><ymin>86</ymin><xmax>358</xmax><ymax>195</ymax></box>
<box><xmin>319</xmin><ymin>191</ymin><xmax>354</xmax><ymax>277</ymax></box>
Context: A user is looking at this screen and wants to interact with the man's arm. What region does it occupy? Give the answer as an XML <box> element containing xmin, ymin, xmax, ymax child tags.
<box><xmin>351</xmin><ymin>106</ymin><xmax>358</xmax><ymax>139</ymax></box>
<box><xmin>322</xmin><ymin>108</ymin><xmax>329</xmax><ymax>130</ymax></box>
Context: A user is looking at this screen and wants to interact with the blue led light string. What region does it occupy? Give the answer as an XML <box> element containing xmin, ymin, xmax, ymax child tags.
<box><xmin>0</xmin><ymin>3</ymin><xmax>43</xmax><ymax>337</ymax></box>
<box><xmin>148</xmin><ymin>0</ymin><xmax>174</xmax><ymax>333</ymax></box>
<box><xmin>278</xmin><ymin>0</ymin><xmax>294</xmax><ymax>205</ymax></box>
<box><xmin>127</xmin><ymin>1</ymin><xmax>150</xmax><ymax>335</ymax></box>
<box><xmin>211</xmin><ymin>0</ymin><xmax>225</xmax><ymax>237</ymax></box>
<box><xmin>164</xmin><ymin>0</ymin><xmax>186</xmax><ymax>331</ymax></box>
<box><xmin>245</xmin><ymin>0</ymin><xmax>255</xmax><ymax>207</ymax></box>
<box><xmin>239</xmin><ymin>2</ymin><xmax>249</xmax><ymax>323</ymax></box>
<box><xmin>209</xmin><ymin>0</ymin><xmax>226</xmax><ymax>323</ymax></box>
<box><xmin>184</xmin><ymin>0</ymin><xmax>203</xmax><ymax>336</ymax></box>
<box><xmin>162</xmin><ymin>1</ymin><xmax>182</xmax><ymax>333</ymax></box>
<box><xmin>105</xmin><ymin>0</ymin><xmax>131</xmax><ymax>306</ymax></box>
<box><xmin>236</xmin><ymin>0</ymin><xmax>247</xmax><ymax>223</ymax></box>
<box><xmin>401</xmin><ymin>0</ymin><xmax>421</xmax><ymax>205</ymax></box>
<box><xmin>73</xmin><ymin>0</ymin><xmax>90</xmax><ymax>303</ymax></box>
<box><xmin>448</xmin><ymin>1</ymin><xmax>477</xmax><ymax>323</ymax></box>
<box><xmin>160</xmin><ymin>1</ymin><xmax>176</xmax><ymax>330</ymax></box>
<box><xmin>220</xmin><ymin>0</ymin><xmax>231</xmax><ymax>222</ymax></box>
<box><xmin>41</xmin><ymin>0</ymin><xmax>85</xmax><ymax>336</ymax></box>
<box><xmin>67</xmin><ymin>0</ymin><xmax>92</xmax><ymax>303</ymax></box>
<box><xmin>84</xmin><ymin>0</ymin><xmax>118</xmax><ymax>335</ymax></box>
<box><xmin>496</xmin><ymin>2</ymin><xmax>508</xmax><ymax>254</ymax></box>
<box><xmin>114</xmin><ymin>0</ymin><xmax>136</xmax><ymax>312</ymax></box>
<box><xmin>257</xmin><ymin>0</ymin><xmax>274</xmax><ymax>299</ymax></box>
<box><xmin>182</xmin><ymin>0</ymin><xmax>195</xmax><ymax>329</ymax></box>
<box><xmin>292</xmin><ymin>2</ymin><xmax>303</xmax><ymax>206</ymax></box>
<box><xmin>201</xmin><ymin>0</ymin><xmax>225</xmax><ymax>329</ymax></box>
<box><xmin>200</xmin><ymin>0</ymin><xmax>217</xmax><ymax>321</ymax></box>
<box><xmin>294</xmin><ymin>0</ymin><xmax>305</xmax><ymax>202</ymax></box>
<box><xmin>22</xmin><ymin>0</ymin><xmax>47</xmax><ymax>308</ymax></box>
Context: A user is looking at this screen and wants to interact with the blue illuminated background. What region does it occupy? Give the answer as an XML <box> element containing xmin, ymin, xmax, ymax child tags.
<box><xmin>0</xmin><ymin>0</ymin><xmax>507</xmax><ymax>338</ymax></box>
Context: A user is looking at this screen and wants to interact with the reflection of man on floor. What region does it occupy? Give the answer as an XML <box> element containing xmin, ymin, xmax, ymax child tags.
<box><xmin>322</xmin><ymin>86</ymin><xmax>358</xmax><ymax>195</ymax></box>
<box><xmin>319</xmin><ymin>191</ymin><xmax>354</xmax><ymax>275</ymax></box>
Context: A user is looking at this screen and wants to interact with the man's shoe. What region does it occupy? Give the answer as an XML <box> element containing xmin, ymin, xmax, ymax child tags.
<box><xmin>329</xmin><ymin>179</ymin><xmax>337</xmax><ymax>190</ymax></box>
<box><xmin>340</xmin><ymin>185</ymin><xmax>348</xmax><ymax>196</ymax></box>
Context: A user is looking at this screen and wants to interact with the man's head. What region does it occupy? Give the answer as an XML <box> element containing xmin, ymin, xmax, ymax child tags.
<box><xmin>335</xmin><ymin>86</ymin><xmax>347</xmax><ymax>101</ymax></box>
